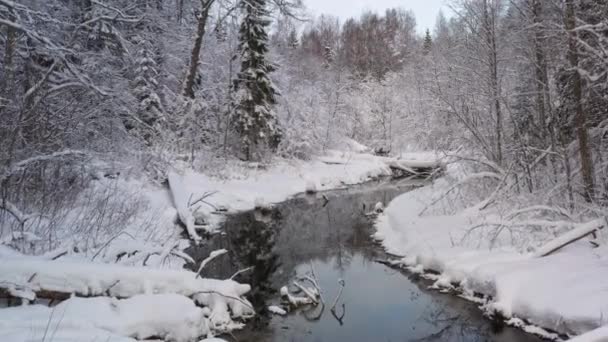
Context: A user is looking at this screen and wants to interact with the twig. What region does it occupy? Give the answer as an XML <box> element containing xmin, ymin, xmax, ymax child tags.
<box><xmin>293</xmin><ymin>281</ymin><xmax>319</xmax><ymax>304</ymax></box>
<box><xmin>330</xmin><ymin>279</ymin><xmax>345</xmax><ymax>312</ymax></box>
<box><xmin>230</xmin><ymin>266</ymin><xmax>254</xmax><ymax>280</ymax></box>
<box><xmin>188</xmin><ymin>191</ymin><xmax>219</xmax><ymax>207</ymax></box>
<box><xmin>192</xmin><ymin>290</ymin><xmax>254</xmax><ymax>311</ymax></box>
<box><xmin>91</xmin><ymin>231</ymin><xmax>136</xmax><ymax>261</ymax></box>
<box><xmin>195</xmin><ymin>249</ymin><xmax>228</xmax><ymax>279</ymax></box>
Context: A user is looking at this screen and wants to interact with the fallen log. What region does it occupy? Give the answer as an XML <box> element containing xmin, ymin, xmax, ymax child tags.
<box><xmin>535</xmin><ymin>219</ymin><xmax>605</xmax><ymax>257</ymax></box>
<box><xmin>0</xmin><ymin>256</ymin><xmax>253</xmax><ymax>318</ymax></box>
<box><xmin>168</xmin><ymin>172</ymin><xmax>203</xmax><ymax>242</ymax></box>
<box><xmin>386</xmin><ymin>159</ymin><xmax>444</xmax><ymax>178</ymax></box>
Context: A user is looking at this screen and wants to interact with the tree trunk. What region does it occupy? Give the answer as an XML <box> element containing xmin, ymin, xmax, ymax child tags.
<box><xmin>483</xmin><ymin>0</ymin><xmax>503</xmax><ymax>165</ymax></box>
<box><xmin>531</xmin><ymin>0</ymin><xmax>548</xmax><ymax>140</ymax></box>
<box><xmin>565</xmin><ymin>0</ymin><xmax>595</xmax><ymax>201</ymax></box>
<box><xmin>2</xmin><ymin>13</ymin><xmax>16</xmax><ymax>93</ymax></box>
<box><xmin>183</xmin><ymin>0</ymin><xmax>214</xmax><ymax>98</ymax></box>
<box><xmin>177</xmin><ymin>0</ymin><xmax>184</xmax><ymax>23</ymax></box>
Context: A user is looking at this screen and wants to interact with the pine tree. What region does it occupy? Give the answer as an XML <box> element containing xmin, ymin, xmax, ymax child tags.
<box><xmin>423</xmin><ymin>28</ymin><xmax>433</xmax><ymax>55</ymax></box>
<box><xmin>232</xmin><ymin>0</ymin><xmax>282</xmax><ymax>161</ymax></box>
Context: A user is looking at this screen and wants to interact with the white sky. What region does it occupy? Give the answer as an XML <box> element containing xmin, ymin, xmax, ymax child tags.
<box><xmin>303</xmin><ymin>0</ymin><xmax>449</xmax><ymax>35</ymax></box>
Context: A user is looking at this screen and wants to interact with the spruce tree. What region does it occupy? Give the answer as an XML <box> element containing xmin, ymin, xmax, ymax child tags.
<box><xmin>323</xmin><ymin>44</ymin><xmax>335</xmax><ymax>68</ymax></box>
<box><xmin>288</xmin><ymin>28</ymin><xmax>299</xmax><ymax>49</ymax></box>
<box><xmin>423</xmin><ymin>28</ymin><xmax>433</xmax><ymax>55</ymax></box>
<box><xmin>131</xmin><ymin>47</ymin><xmax>163</xmax><ymax>142</ymax></box>
<box><xmin>232</xmin><ymin>0</ymin><xmax>282</xmax><ymax>160</ymax></box>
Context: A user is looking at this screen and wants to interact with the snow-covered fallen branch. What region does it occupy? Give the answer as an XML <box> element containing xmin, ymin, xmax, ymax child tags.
<box><xmin>534</xmin><ymin>219</ymin><xmax>605</xmax><ymax>257</ymax></box>
<box><xmin>0</xmin><ymin>256</ymin><xmax>254</xmax><ymax>321</ymax></box>
<box><xmin>292</xmin><ymin>281</ymin><xmax>320</xmax><ymax>305</ymax></box>
<box><xmin>168</xmin><ymin>172</ymin><xmax>203</xmax><ymax>242</ymax></box>
<box><xmin>280</xmin><ymin>286</ymin><xmax>313</xmax><ymax>307</ymax></box>
<box><xmin>0</xmin><ymin>150</ymin><xmax>89</xmax><ymax>184</ymax></box>
<box><xmin>386</xmin><ymin>158</ymin><xmax>444</xmax><ymax>173</ymax></box>
<box><xmin>196</xmin><ymin>249</ymin><xmax>228</xmax><ymax>278</ymax></box>
<box><xmin>268</xmin><ymin>305</ymin><xmax>287</xmax><ymax>316</ymax></box>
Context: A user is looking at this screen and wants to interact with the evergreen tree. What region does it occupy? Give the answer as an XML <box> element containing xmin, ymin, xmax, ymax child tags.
<box><xmin>323</xmin><ymin>44</ymin><xmax>335</xmax><ymax>68</ymax></box>
<box><xmin>232</xmin><ymin>0</ymin><xmax>282</xmax><ymax>160</ymax></box>
<box><xmin>423</xmin><ymin>28</ymin><xmax>433</xmax><ymax>54</ymax></box>
<box><xmin>215</xmin><ymin>21</ymin><xmax>228</xmax><ymax>42</ymax></box>
<box><xmin>288</xmin><ymin>28</ymin><xmax>299</xmax><ymax>49</ymax></box>
<box><xmin>131</xmin><ymin>47</ymin><xmax>164</xmax><ymax>142</ymax></box>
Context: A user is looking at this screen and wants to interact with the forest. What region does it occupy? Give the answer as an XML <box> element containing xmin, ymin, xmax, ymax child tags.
<box><xmin>0</xmin><ymin>0</ymin><xmax>607</xmax><ymax>341</ymax></box>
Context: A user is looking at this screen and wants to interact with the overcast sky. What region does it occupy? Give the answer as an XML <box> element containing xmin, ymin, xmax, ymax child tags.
<box><xmin>303</xmin><ymin>0</ymin><xmax>449</xmax><ymax>35</ymax></box>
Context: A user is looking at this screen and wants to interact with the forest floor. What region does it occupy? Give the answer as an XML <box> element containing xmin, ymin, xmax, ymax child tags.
<box><xmin>374</xmin><ymin>163</ymin><xmax>608</xmax><ymax>342</ymax></box>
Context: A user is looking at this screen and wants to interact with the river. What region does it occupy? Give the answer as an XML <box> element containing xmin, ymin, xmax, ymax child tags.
<box><xmin>187</xmin><ymin>179</ymin><xmax>544</xmax><ymax>342</ymax></box>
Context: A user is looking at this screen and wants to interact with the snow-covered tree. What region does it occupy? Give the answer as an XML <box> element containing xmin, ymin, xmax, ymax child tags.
<box><xmin>131</xmin><ymin>47</ymin><xmax>164</xmax><ymax>142</ymax></box>
<box><xmin>288</xmin><ymin>28</ymin><xmax>300</xmax><ymax>49</ymax></box>
<box><xmin>322</xmin><ymin>44</ymin><xmax>335</xmax><ymax>68</ymax></box>
<box><xmin>423</xmin><ymin>28</ymin><xmax>433</xmax><ymax>54</ymax></box>
<box><xmin>232</xmin><ymin>0</ymin><xmax>282</xmax><ymax>160</ymax></box>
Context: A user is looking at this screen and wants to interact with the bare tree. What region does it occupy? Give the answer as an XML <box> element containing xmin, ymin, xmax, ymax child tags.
<box><xmin>565</xmin><ymin>0</ymin><xmax>595</xmax><ymax>201</ymax></box>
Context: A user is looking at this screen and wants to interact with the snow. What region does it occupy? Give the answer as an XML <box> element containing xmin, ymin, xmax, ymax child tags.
<box><xmin>0</xmin><ymin>294</ymin><xmax>208</xmax><ymax>342</ymax></box>
<box><xmin>268</xmin><ymin>305</ymin><xmax>287</xmax><ymax>316</ymax></box>
<box><xmin>568</xmin><ymin>326</ymin><xmax>608</xmax><ymax>342</ymax></box>
<box><xmin>374</xmin><ymin>166</ymin><xmax>608</xmax><ymax>339</ymax></box>
<box><xmin>0</xmin><ymin>254</ymin><xmax>255</xmax><ymax>339</ymax></box>
<box><xmin>506</xmin><ymin>318</ymin><xmax>560</xmax><ymax>340</ymax></box>
<box><xmin>0</xmin><ymin>255</ymin><xmax>252</xmax><ymax>313</ymax></box>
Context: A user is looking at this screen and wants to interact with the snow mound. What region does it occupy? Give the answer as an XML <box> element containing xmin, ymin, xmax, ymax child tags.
<box><xmin>0</xmin><ymin>294</ymin><xmax>207</xmax><ymax>342</ymax></box>
<box><xmin>0</xmin><ymin>255</ymin><xmax>254</xmax><ymax>337</ymax></box>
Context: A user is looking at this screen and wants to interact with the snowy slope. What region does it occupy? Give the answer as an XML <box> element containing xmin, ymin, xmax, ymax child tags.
<box><xmin>374</xmin><ymin>167</ymin><xmax>608</xmax><ymax>339</ymax></box>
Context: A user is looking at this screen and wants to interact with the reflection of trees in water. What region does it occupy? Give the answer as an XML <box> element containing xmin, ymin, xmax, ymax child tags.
<box><xmin>411</xmin><ymin>303</ymin><xmax>485</xmax><ymax>342</ymax></box>
<box><xmin>274</xmin><ymin>188</ymin><xmax>402</xmax><ymax>276</ymax></box>
<box><xmin>404</xmin><ymin>272</ymin><xmax>539</xmax><ymax>342</ymax></box>
<box><xmin>187</xmin><ymin>183</ymin><xmax>423</xmax><ymax>334</ymax></box>
<box><xmin>185</xmin><ymin>209</ymin><xmax>282</xmax><ymax>328</ymax></box>
<box><xmin>229</xmin><ymin>210</ymin><xmax>282</xmax><ymax>326</ymax></box>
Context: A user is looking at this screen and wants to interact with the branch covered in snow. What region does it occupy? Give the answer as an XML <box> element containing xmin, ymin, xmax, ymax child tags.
<box><xmin>534</xmin><ymin>219</ymin><xmax>605</xmax><ymax>257</ymax></box>
<box><xmin>168</xmin><ymin>172</ymin><xmax>203</xmax><ymax>242</ymax></box>
<box><xmin>0</xmin><ymin>257</ymin><xmax>253</xmax><ymax>320</ymax></box>
<box><xmin>196</xmin><ymin>249</ymin><xmax>228</xmax><ymax>278</ymax></box>
<box><xmin>1</xmin><ymin>150</ymin><xmax>89</xmax><ymax>185</ymax></box>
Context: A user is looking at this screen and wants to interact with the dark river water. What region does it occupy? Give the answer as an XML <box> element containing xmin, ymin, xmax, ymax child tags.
<box><xmin>187</xmin><ymin>180</ymin><xmax>544</xmax><ymax>342</ymax></box>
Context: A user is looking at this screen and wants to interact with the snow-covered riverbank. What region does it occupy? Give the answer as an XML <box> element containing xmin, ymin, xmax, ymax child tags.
<box><xmin>168</xmin><ymin>150</ymin><xmax>399</xmax><ymax>241</ymax></box>
<box><xmin>0</xmin><ymin>150</ymin><xmax>439</xmax><ymax>342</ymax></box>
<box><xmin>374</xmin><ymin>165</ymin><xmax>608</xmax><ymax>341</ymax></box>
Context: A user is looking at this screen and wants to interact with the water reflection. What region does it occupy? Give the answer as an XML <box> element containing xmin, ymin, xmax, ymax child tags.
<box><xmin>187</xmin><ymin>180</ymin><xmax>543</xmax><ymax>342</ymax></box>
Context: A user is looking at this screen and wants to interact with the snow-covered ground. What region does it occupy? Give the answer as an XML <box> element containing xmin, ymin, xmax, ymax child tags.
<box><xmin>1</xmin><ymin>149</ymin><xmax>438</xmax><ymax>342</ymax></box>
<box><xmin>374</xmin><ymin>164</ymin><xmax>608</xmax><ymax>341</ymax></box>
